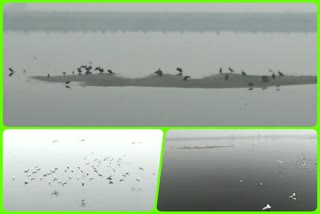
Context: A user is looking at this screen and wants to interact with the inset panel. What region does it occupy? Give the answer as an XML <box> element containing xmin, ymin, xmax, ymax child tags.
<box><xmin>3</xmin><ymin>130</ymin><xmax>163</xmax><ymax>211</ymax></box>
<box><xmin>158</xmin><ymin>130</ymin><xmax>317</xmax><ymax>211</ymax></box>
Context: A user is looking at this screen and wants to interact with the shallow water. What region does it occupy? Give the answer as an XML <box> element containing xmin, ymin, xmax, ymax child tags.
<box><xmin>4</xmin><ymin>31</ymin><xmax>316</xmax><ymax>126</ymax></box>
<box><xmin>158</xmin><ymin>132</ymin><xmax>317</xmax><ymax>211</ymax></box>
<box><xmin>3</xmin><ymin>130</ymin><xmax>162</xmax><ymax>211</ymax></box>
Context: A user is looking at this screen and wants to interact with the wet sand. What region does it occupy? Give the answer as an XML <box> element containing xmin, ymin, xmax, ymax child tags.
<box><xmin>30</xmin><ymin>73</ymin><xmax>316</xmax><ymax>89</ymax></box>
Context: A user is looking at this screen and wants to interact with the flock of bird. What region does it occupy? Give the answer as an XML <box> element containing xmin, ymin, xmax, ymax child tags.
<box><xmin>10</xmin><ymin>139</ymin><xmax>156</xmax><ymax>208</ymax></box>
<box><xmin>8</xmin><ymin>61</ymin><xmax>286</xmax><ymax>91</ymax></box>
<box><xmin>240</xmin><ymin>154</ymin><xmax>316</xmax><ymax>211</ymax></box>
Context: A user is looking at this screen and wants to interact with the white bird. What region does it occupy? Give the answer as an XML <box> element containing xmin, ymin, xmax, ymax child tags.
<box><xmin>12</xmin><ymin>176</ymin><xmax>15</xmax><ymax>181</ymax></box>
<box><xmin>277</xmin><ymin>160</ymin><xmax>284</xmax><ymax>164</ymax></box>
<box><xmin>258</xmin><ymin>182</ymin><xmax>263</xmax><ymax>187</ymax></box>
<box><xmin>289</xmin><ymin>193</ymin><xmax>297</xmax><ymax>200</ymax></box>
<box><xmin>240</xmin><ymin>180</ymin><xmax>243</xmax><ymax>183</ymax></box>
<box><xmin>262</xmin><ymin>204</ymin><xmax>271</xmax><ymax>211</ymax></box>
<box><xmin>48</xmin><ymin>180</ymin><xmax>51</xmax><ymax>185</ymax></box>
<box><xmin>136</xmin><ymin>177</ymin><xmax>141</xmax><ymax>182</ymax></box>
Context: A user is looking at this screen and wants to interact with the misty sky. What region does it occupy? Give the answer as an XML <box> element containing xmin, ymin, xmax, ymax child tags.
<box><xmin>5</xmin><ymin>3</ymin><xmax>316</xmax><ymax>13</ymax></box>
<box><xmin>167</xmin><ymin>130</ymin><xmax>316</xmax><ymax>138</ymax></box>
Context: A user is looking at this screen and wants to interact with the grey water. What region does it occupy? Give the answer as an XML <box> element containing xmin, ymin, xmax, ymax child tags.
<box><xmin>3</xmin><ymin>130</ymin><xmax>162</xmax><ymax>211</ymax></box>
<box><xmin>4</xmin><ymin>13</ymin><xmax>316</xmax><ymax>126</ymax></box>
<box><xmin>158</xmin><ymin>131</ymin><xmax>317</xmax><ymax>211</ymax></box>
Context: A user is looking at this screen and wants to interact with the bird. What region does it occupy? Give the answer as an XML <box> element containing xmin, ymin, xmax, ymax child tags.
<box><xmin>65</xmin><ymin>85</ymin><xmax>71</xmax><ymax>89</ymax></box>
<box><xmin>107</xmin><ymin>69</ymin><xmax>113</xmax><ymax>74</ymax></box>
<box><xmin>136</xmin><ymin>177</ymin><xmax>141</xmax><ymax>182</ymax></box>
<box><xmin>62</xmin><ymin>72</ymin><xmax>66</xmax><ymax>76</ymax></box>
<box><xmin>47</xmin><ymin>74</ymin><xmax>50</xmax><ymax>77</ymax></box>
<box><xmin>240</xmin><ymin>180</ymin><xmax>244</xmax><ymax>183</ymax></box>
<box><xmin>52</xmin><ymin>140</ymin><xmax>58</xmax><ymax>143</ymax></box>
<box><xmin>262</xmin><ymin>204</ymin><xmax>271</xmax><ymax>211</ymax></box>
<box><xmin>272</xmin><ymin>73</ymin><xmax>276</xmax><ymax>79</ymax></box>
<box><xmin>228</xmin><ymin>67</ymin><xmax>234</xmax><ymax>73</ymax></box>
<box><xmin>248</xmin><ymin>83</ymin><xmax>254</xmax><ymax>87</ymax></box>
<box><xmin>248</xmin><ymin>87</ymin><xmax>253</xmax><ymax>91</ymax></box>
<box><xmin>77</xmin><ymin>68</ymin><xmax>83</xmax><ymax>75</ymax></box>
<box><xmin>219</xmin><ymin>67</ymin><xmax>222</xmax><ymax>74</ymax></box>
<box><xmin>154</xmin><ymin>68</ymin><xmax>163</xmax><ymax>76</ymax></box>
<box><xmin>24</xmin><ymin>181</ymin><xmax>28</xmax><ymax>185</ymax></box>
<box><xmin>95</xmin><ymin>67</ymin><xmax>104</xmax><ymax>74</ymax></box>
<box><xmin>258</xmin><ymin>182</ymin><xmax>263</xmax><ymax>187</ymax></box>
<box><xmin>139</xmin><ymin>166</ymin><xmax>144</xmax><ymax>171</ymax></box>
<box><xmin>8</xmin><ymin>68</ymin><xmax>15</xmax><ymax>77</ymax></box>
<box><xmin>224</xmin><ymin>73</ymin><xmax>229</xmax><ymax>80</ymax></box>
<box><xmin>81</xmin><ymin>199</ymin><xmax>86</xmax><ymax>207</ymax></box>
<box><xmin>278</xmin><ymin>71</ymin><xmax>284</xmax><ymax>76</ymax></box>
<box><xmin>12</xmin><ymin>176</ymin><xmax>15</xmax><ymax>181</ymax></box>
<box><xmin>241</xmin><ymin>70</ymin><xmax>247</xmax><ymax>76</ymax></box>
<box><xmin>23</xmin><ymin>65</ymin><xmax>26</xmax><ymax>73</ymax></box>
<box><xmin>65</xmin><ymin>81</ymin><xmax>71</xmax><ymax>85</ymax></box>
<box><xmin>183</xmin><ymin>76</ymin><xmax>191</xmax><ymax>81</ymax></box>
<box><xmin>176</xmin><ymin>67</ymin><xmax>183</xmax><ymax>75</ymax></box>
<box><xmin>289</xmin><ymin>193</ymin><xmax>297</xmax><ymax>200</ymax></box>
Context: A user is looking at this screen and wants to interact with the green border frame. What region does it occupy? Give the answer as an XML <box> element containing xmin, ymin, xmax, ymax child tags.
<box><xmin>1</xmin><ymin>1</ymin><xmax>319</xmax><ymax>213</ymax></box>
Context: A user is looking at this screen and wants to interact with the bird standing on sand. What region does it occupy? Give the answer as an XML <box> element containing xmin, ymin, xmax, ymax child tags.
<box><xmin>183</xmin><ymin>76</ymin><xmax>191</xmax><ymax>81</ymax></box>
<box><xmin>228</xmin><ymin>67</ymin><xmax>234</xmax><ymax>73</ymax></box>
<box><xmin>278</xmin><ymin>71</ymin><xmax>284</xmax><ymax>76</ymax></box>
<box><xmin>154</xmin><ymin>68</ymin><xmax>163</xmax><ymax>76</ymax></box>
<box><xmin>176</xmin><ymin>67</ymin><xmax>183</xmax><ymax>75</ymax></box>
<box><xmin>107</xmin><ymin>69</ymin><xmax>113</xmax><ymax>74</ymax></box>
<box><xmin>62</xmin><ymin>72</ymin><xmax>66</xmax><ymax>76</ymax></box>
<box><xmin>272</xmin><ymin>73</ymin><xmax>276</xmax><ymax>79</ymax></box>
<box><xmin>219</xmin><ymin>67</ymin><xmax>222</xmax><ymax>74</ymax></box>
<box><xmin>65</xmin><ymin>81</ymin><xmax>71</xmax><ymax>85</ymax></box>
<box><xmin>224</xmin><ymin>73</ymin><xmax>229</xmax><ymax>80</ymax></box>
<box><xmin>95</xmin><ymin>67</ymin><xmax>104</xmax><ymax>74</ymax></box>
<box><xmin>241</xmin><ymin>70</ymin><xmax>247</xmax><ymax>76</ymax></box>
<box><xmin>77</xmin><ymin>68</ymin><xmax>83</xmax><ymax>75</ymax></box>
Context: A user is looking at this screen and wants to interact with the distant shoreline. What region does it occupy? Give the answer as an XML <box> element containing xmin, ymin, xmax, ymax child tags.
<box><xmin>4</xmin><ymin>12</ymin><xmax>316</xmax><ymax>33</ymax></box>
<box><xmin>176</xmin><ymin>145</ymin><xmax>234</xmax><ymax>149</ymax></box>
<box><xmin>30</xmin><ymin>73</ymin><xmax>316</xmax><ymax>89</ymax></box>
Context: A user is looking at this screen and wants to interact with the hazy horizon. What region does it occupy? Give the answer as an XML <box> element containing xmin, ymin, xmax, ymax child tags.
<box><xmin>4</xmin><ymin>3</ymin><xmax>316</xmax><ymax>13</ymax></box>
